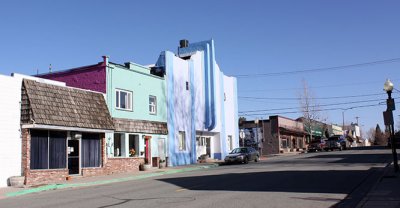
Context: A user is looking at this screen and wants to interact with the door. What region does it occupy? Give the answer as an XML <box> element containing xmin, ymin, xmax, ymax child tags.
<box><xmin>144</xmin><ymin>138</ymin><xmax>151</xmax><ymax>164</ymax></box>
<box><xmin>68</xmin><ymin>140</ymin><xmax>80</xmax><ymax>175</ymax></box>
<box><xmin>205</xmin><ymin>137</ymin><xmax>211</xmax><ymax>157</ymax></box>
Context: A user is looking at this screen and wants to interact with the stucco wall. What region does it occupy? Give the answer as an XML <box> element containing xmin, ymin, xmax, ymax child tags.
<box><xmin>0</xmin><ymin>75</ymin><xmax>22</xmax><ymax>187</ymax></box>
<box><xmin>37</xmin><ymin>64</ymin><xmax>107</xmax><ymax>93</ymax></box>
<box><xmin>107</xmin><ymin>63</ymin><xmax>167</xmax><ymax>123</ymax></box>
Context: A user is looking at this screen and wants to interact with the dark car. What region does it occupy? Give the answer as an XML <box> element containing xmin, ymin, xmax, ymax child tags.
<box><xmin>307</xmin><ymin>139</ymin><xmax>326</xmax><ymax>152</ymax></box>
<box><xmin>325</xmin><ymin>135</ymin><xmax>347</xmax><ymax>151</ymax></box>
<box><xmin>224</xmin><ymin>147</ymin><xmax>260</xmax><ymax>164</ymax></box>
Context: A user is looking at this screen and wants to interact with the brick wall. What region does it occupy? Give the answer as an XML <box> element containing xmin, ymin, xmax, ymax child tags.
<box><xmin>26</xmin><ymin>169</ymin><xmax>68</xmax><ymax>185</ymax></box>
<box><xmin>22</xmin><ymin>130</ymin><xmax>144</xmax><ymax>186</ymax></box>
<box><xmin>105</xmin><ymin>158</ymin><xmax>144</xmax><ymax>174</ymax></box>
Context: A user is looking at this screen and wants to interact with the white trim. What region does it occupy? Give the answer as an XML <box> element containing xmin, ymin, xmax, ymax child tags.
<box><xmin>115</xmin><ymin>89</ymin><xmax>133</xmax><ymax>111</ymax></box>
<box><xmin>149</xmin><ymin>95</ymin><xmax>157</xmax><ymax>115</ymax></box>
<box><xmin>22</xmin><ymin>124</ymin><xmax>114</xmax><ymax>133</ymax></box>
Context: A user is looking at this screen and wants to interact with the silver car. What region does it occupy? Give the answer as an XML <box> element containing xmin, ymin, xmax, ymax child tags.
<box><xmin>224</xmin><ymin>147</ymin><xmax>260</xmax><ymax>164</ymax></box>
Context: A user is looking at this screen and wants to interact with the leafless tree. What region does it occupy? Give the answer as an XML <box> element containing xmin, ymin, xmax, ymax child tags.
<box><xmin>299</xmin><ymin>79</ymin><xmax>325</xmax><ymax>143</ymax></box>
<box><xmin>366</xmin><ymin>127</ymin><xmax>376</xmax><ymax>143</ymax></box>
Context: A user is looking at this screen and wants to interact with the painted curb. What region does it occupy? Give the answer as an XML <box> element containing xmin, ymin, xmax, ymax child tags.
<box><xmin>5</xmin><ymin>163</ymin><xmax>219</xmax><ymax>198</ymax></box>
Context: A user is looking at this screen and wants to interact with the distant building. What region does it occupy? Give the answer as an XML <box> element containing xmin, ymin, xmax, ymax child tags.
<box><xmin>240</xmin><ymin>116</ymin><xmax>306</xmax><ymax>155</ymax></box>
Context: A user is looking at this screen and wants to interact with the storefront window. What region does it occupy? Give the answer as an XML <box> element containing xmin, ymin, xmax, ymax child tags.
<box><xmin>31</xmin><ymin>130</ymin><xmax>66</xmax><ymax>170</ymax></box>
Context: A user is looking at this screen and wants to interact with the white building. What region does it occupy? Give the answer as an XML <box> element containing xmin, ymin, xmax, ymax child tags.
<box><xmin>0</xmin><ymin>73</ymin><xmax>65</xmax><ymax>187</ymax></box>
<box><xmin>155</xmin><ymin>39</ymin><xmax>239</xmax><ymax>166</ymax></box>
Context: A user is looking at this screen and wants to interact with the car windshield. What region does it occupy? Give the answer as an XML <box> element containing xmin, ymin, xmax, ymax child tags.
<box><xmin>231</xmin><ymin>148</ymin><xmax>247</xmax><ymax>154</ymax></box>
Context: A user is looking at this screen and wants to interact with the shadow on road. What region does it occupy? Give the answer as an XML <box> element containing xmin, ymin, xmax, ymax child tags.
<box><xmin>305</xmin><ymin>153</ymin><xmax>392</xmax><ymax>164</ymax></box>
<box><xmin>158</xmin><ymin>168</ymin><xmax>379</xmax><ymax>194</ymax></box>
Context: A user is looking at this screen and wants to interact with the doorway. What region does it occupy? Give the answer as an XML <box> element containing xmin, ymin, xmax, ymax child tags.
<box><xmin>144</xmin><ymin>137</ymin><xmax>151</xmax><ymax>164</ymax></box>
<box><xmin>68</xmin><ymin>140</ymin><xmax>80</xmax><ymax>175</ymax></box>
<box><xmin>205</xmin><ymin>137</ymin><xmax>211</xmax><ymax>157</ymax></box>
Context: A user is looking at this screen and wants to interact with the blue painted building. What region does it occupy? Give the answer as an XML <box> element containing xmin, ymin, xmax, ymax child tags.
<box><xmin>155</xmin><ymin>39</ymin><xmax>239</xmax><ymax>166</ymax></box>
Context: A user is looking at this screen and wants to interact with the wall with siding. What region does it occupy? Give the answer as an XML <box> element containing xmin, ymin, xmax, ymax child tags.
<box><xmin>0</xmin><ymin>75</ymin><xmax>22</xmax><ymax>187</ymax></box>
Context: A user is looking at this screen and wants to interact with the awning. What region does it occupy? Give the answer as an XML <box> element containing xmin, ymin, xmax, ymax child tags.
<box><xmin>279</xmin><ymin>127</ymin><xmax>307</xmax><ymax>136</ymax></box>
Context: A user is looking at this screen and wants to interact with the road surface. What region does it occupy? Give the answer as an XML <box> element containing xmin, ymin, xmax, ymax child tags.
<box><xmin>0</xmin><ymin>147</ymin><xmax>391</xmax><ymax>208</ymax></box>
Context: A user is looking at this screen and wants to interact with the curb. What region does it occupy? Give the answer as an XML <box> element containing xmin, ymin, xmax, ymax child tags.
<box><xmin>4</xmin><ymin>163</ymin><xmax>219</xmax><ymax>198</ymax></box>
<box><xmin>355</xmin><ymin>162</ymin><xmax>392</xmax><ymax>208</ymax></box>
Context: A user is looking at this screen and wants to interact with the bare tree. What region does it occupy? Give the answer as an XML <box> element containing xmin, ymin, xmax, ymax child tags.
<box><xmin>298</xmin><ymin>79</ymin><xmax>324</xmax><ymax>143</ymax></box>
<box><xmin>374</xmin><ymin>124</ymin><xmax>388</xmax><ymax>145</ymax></box>
<box><xmin>366</xmin><ymin>127</ymin><xmax>376</xmax><ymax>143</ymax></box>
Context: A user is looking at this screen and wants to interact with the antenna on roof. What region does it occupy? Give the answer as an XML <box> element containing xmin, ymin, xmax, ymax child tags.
<box><xmin>37</xmin><ymin>68</ymin><xmax>39</xmax><ymax>75</ymax></box>
<box><xmin>49</xmin><ymin>64</ymin><xmax>52</xmax><ymax>73</ymax></box>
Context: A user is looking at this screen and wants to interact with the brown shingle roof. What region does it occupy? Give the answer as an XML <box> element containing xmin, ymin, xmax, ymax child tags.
<box><xmin>22</xmin><ymin>79</ymin><xmax>114</xmax><ymax>130</ymax></box>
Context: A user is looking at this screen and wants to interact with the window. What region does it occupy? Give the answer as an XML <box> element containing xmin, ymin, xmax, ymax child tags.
<box><xmin>128</xmin><ymin>134</ymin><xmax>139</xmax><ymax>157</ymax></box>
<box><xmin>81</xmin><ymin>133</ymin><xmax>101</xmax><ymax>168</ymax></box>
<box><xmin>227</xmin><ymin>135</ymin><xmax>233</xmax><ymax>150</ymax></box>
<box><xmin>113</xmin><ymin>133</ymin><xmax>123</xmax><ymax>157</ymax></box>
<box><xmin>149</xmin><ymin>96</ymin><xmax>157</xmax><ymax>115</ymax></box>
<box><xmin>31</xmin><ymin>130</ymin><xmax>66</xmax><ymax>170</ymax></box>
<box><xmin>116</xmin><ymin>89</ymin><xmax>132</xmax><ymax>110</ymax></box>
<box><xmin>178</xmin><ymin>131</ymin><xmax>186</xmax><ymax>151</ymax></box>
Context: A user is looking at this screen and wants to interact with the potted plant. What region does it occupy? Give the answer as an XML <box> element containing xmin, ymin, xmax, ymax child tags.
<box><xmin>129</xmin><ymin>148</ymin><xmax>136</xmax><ymax>157</ymax></box>
<box><xmin>159</xmin><ymin>159</ymin><xmax>166</xmax><ymax>169</ymax></box>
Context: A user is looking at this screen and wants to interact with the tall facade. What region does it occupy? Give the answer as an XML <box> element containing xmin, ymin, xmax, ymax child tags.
<box><xmin>155</xmin><ymin>39</ymin><xmax>239</xmax><ymax>166</ymax></box>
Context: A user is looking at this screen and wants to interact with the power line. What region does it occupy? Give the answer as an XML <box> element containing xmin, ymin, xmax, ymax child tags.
<box><xmin>239</xmin><ymin>103</ymin><xmax>385</xmax><ymax>117</ymax></box>
<box><xmin>239</xmin><ymin>92</ymin><xmax>387</xmax><ymax>101</ymax></box>
<box><xmin>238</xmin><ymin>78</ymin><xmax>400</xmax><ymax>92</ymax></box>
<box><xmin>239</xmin><ymin>98</ymin><xmax>384</xmax><ymax>113</ymax></box>
<box><xmin>234</xmin><ymin>57</ymin><xmax>400</xmax><ymax>78</ymax></box>
<box><xmin>239</xmin><ymin>97</ymin><xmax>398</xmax><ymax>113</ymax></box>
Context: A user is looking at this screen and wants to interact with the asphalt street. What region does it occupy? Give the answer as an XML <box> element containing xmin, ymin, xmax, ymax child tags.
<box><xmin>0</xmin><ymin>147</ymin><xmax>392</xmax><ymax>208</ymax></box>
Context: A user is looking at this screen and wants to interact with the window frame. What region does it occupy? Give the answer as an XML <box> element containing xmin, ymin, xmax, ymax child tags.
<box><xmin>178</xmin><ymin>131</ymin><xmax>186</xmax><ymax>151</ymax></box>
<box><xmin>115</xmin><ymin>89</ymin><xmax>133</xmax><ymax>111</ymax></box>
<box><xmin>149</xmin><ymin>95</ymin><xmax>157</xmax><ymax>115</ymax></box>
<box><xmin>30</xmin><ymin>130</ymin><xmax>67</xmax><ymax>170</ymax></box>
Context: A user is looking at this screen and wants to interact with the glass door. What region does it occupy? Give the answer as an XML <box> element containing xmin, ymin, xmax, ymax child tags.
<box><xmin>68</xmin><ymin>139</ymin><xmax>80</xmax><ymax>175</ymax></box>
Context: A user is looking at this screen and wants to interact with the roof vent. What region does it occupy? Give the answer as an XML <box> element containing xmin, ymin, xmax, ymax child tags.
<box><xmin>179</xmin><ymin>39</ymin><xmax>189</xmax><ymax>48</ymax></box>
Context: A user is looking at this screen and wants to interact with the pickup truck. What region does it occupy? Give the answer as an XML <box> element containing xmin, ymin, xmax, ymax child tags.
<box><xmin>324</xmin><ymin>136</ymin><xmax>347</xmax><ymax>151</ymax></box>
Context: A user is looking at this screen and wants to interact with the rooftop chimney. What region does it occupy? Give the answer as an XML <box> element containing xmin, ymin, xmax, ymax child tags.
<box><xmin>102</xmin><ymin>55</ymin><xmax>109</xmax><ymax>66</ymax></box>
<box><xmin>179</xmin><ymin>39</ymin><xmax>189</xmax><ymax>48</ymax></box>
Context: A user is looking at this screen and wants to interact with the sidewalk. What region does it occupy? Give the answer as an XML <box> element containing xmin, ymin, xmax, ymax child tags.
<box><xmin>357</xmin><ymin>163</ymin><xmax>400</xmax><ymax>208</ymax></box>
<box><xmin>0</xmin><ymin>162</ymin><xmax>220</xmax><ymax>200</ymax></box>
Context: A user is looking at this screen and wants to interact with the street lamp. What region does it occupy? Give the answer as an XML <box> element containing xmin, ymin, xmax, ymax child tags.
<box><xmin>383</xmin><ymin>79</ymin><xmax>399</xmax><ymax>172</ymax></box>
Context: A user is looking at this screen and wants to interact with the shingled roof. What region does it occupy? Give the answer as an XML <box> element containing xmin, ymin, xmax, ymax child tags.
<box><xmin>21</xmin><ymin>79</ymin><xmax>114</xmax><ymax>130</ymax></box>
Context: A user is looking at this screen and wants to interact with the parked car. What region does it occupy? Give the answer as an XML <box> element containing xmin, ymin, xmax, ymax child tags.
<box><xmin>307</xmin><ymin>139</ymin><xmax>327</xmax><ymax>152</ymax></box>
<box><xmin>224</xmin><ymin>147</ymin><xmax>260</xmax><ymax>164</ymax></box>
<box><xmin>325</xmin><ymin>135</ymin><xmax>347</xmax><ymax>151</ymax></box>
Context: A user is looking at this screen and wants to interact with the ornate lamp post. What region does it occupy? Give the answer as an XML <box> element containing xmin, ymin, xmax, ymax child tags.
<box><xmin>383</xmin><ymin>79</ymin><xmax>399</xmax><ymax>172</ymax></box>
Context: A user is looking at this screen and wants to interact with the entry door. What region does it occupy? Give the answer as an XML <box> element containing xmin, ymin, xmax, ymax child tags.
<box><xmin>68</xmin><ymin>140</ymin><xmax>80</xmax><ymax>175</ymax></box>
<box><xmin>205</xmin><ymin>137</ymin><xmax>211</xmax><ymax>157</ymax></box>
<box><xmin>145</xmin><ymin>138</ymin><xmax>151</xmax><ymax>164</ymax></box>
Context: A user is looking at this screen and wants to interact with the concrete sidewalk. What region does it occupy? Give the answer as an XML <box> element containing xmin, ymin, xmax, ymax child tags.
<box><xmin>357</xmin><ymin>163</ymin><xmax>400</xmax><ymax>208</ymax></box>
<box><xmin>0</xmin><ymin>163</ymin><xmax>220</xmax><ymax>199</ymax></box>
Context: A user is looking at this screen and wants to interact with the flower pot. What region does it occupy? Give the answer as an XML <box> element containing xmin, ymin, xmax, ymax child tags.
<box><xmin>143</xmin><ymin>164</ymin><xmax>152</xmax><ymax>171</ymax></box>
<box><xmin>159</xmin><ymin>162</ymin><xmax>166</xmax><ymax>169</ymax></box>
<box><xmin>8</xmin><ymin>176</ymin><xmax>24</xmax><ymax>188</ymax></box>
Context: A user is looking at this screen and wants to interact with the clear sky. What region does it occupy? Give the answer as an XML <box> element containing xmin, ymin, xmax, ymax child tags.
<box><xmin>1</xmin><ymin>0</ymin><xmax>399</xmax><ymax>136</ymax></box>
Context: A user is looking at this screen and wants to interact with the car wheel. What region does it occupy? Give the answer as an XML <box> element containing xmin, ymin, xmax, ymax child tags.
<box><xmin>255</xmin><ymin>155</ymin><xmax>259</xmax><ymax>162</ymax></box>
<box><xmin>244</xmin><ymin>157</ymin><xmax>249</xmax><ymax>164</ymax></box>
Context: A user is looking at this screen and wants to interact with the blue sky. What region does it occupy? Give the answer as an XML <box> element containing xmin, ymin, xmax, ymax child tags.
<box><xmin>1</xmin><ymin>0</ymin><xmax>399</xmax><ymax>135</ymax></box>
